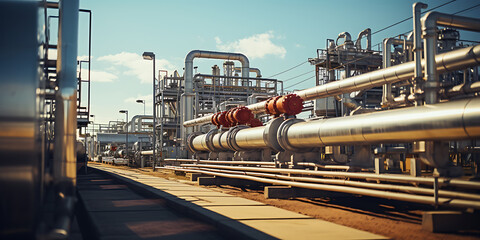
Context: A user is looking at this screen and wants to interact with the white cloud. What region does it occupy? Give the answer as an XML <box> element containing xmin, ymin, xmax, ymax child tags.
<box><xmin>98</xmin><ymin>52</ymin><xmax>177</xmax><ymax>84</ymax></box>
<box><xmin>215</xmin><ymin>31</ymin><xmax>286</xmax><ymax>59</ymax></box>
<box><xmin>79</xmin><ymin>68</ymin><xmax>118</xmax><ymax>82</ymax></box>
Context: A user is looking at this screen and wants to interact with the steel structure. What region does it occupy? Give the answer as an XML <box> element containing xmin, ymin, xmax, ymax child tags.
<box><xmin>155</xmin><ymin>55</ymin><xmax>282</xmax><ymax>160</ymax></box>
<box><xmin>173</xmin><ymin>2</ymin><xmax>480</xmax><ymax>210</ymax></box>
<box><xmin>0</xmin><ymin>0</ymin><xmax>91</xmax><ymax>238</ymax></box>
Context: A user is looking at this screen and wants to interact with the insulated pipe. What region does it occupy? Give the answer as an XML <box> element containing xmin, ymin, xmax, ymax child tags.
<box><xmin>189</xmin><ymin>98</ymin><xmax>480</xmax><ymax>153</ymax></box>
<box><xmin>184</xmin><ymin>44</ymin><xmax>480</xmax><ymax>127</ymax></box>
<box><xmin>279</xmin><ymin>98</ymin><xmax>480</xmax><ymax>150</ymax></box>
<box><xmin>182</xmin><ymin>50</ymin><xmax>250</xmax><ymax>143</ymax></box>
<box><xmin>188</xmin><ymin>117</ymin><xmax>284</xmax><ymax>153</ymax></box>
<box><xmin>422</xmin><ymin>12</ymin><xmax>480</xmax><ymax>104</ymax></box>
<box><xmin>171</xmin><ymin>167</ymin><xmax>480</xmax><ymax>209</ymax></box>
<box><xmin>355</xmin><ymin>28</ymin><xmax>371</xmax><ymax>50</ymax></box>
<box><xmin>52</xmin><ymin>0</ymin><xmax>79</xmax><ymax>237</ymax></box>
<box><xmin>54</xmin><ymin>0</ymin><xmax>78</xmax><ymax>196</ymax></box>
<box><xmin>295</xmin><ymin>45</ymin><xmax>480</xmax><ymax>102</ymax></box>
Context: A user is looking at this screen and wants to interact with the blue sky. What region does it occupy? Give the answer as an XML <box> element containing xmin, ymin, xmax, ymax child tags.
<box><xmin>75</xmin><ymin>0</ymin><xmax>480</xmax><ymax>124</ymax></box>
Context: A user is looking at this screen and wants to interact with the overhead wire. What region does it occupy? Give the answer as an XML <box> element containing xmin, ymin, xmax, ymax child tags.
<box><xmin>266</xmin><ymin>60</ymin><xmax>308</xmax><ymax>78</ymax></box>
<box><xmin>285</xmin><ymin>75</ymin><xmax>315</xmax><ymax>90</ymax></box>
<box><xmin>283</xmin><ymin>70</ymin><xmax>313</xmax><ymax>82</ymax></box>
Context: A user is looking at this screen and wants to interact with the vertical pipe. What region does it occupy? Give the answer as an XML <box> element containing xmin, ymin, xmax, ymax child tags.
<box><xmin>51</xmin><ymin>0</ymin><xmax>79</xmax><ymax>236</ymax></box>
<box><xmin>382</xmin><ymin>38</ymin><xmax>393</xmax><ymax>106</ymax></box>
<box><xmin>153</xmin><ymin>56</ymin><xmax>157</xmax><ymax>170</ymax></box>
<box><xmin>413</xmin><ymin>2</ymin><xmax>428</xmax><ymax>104</ymax></box>
<box><xmin>54</xmin><ymin>0</ymin><xmax>79</xmax><ymax>191</ymax></box>
<box><xmin>125</xmin><ymin>111</ymin><xmax>129</xmax><ymax>161</ymax></box>
<box><xmin>423</xmin><ymin>19</ymin><xmax>438</xmax><ymax>104</ymax></box>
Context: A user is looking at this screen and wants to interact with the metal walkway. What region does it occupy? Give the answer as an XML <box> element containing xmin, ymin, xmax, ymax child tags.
<box><xmin>86</xmin><ymin>165</ymin><xmax>386</xmax><ymax>240</ymax></box>
<box><xmin>76</xmin><ymin>168</ymin><xmax>225</xmax><ymax>240</ymax></box>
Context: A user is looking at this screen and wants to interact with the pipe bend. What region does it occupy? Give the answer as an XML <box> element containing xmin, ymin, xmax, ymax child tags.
<box><xmin>336</xmin><ymin>32</ymin><xmax>351</xmax><ymax>45</ymax></box>
<box><xmin>421</xmin><ymin>11</ymin><xmax>442</xmax><ymax>33</ymax></box>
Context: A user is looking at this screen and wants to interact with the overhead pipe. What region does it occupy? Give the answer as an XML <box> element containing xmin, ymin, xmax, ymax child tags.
<box><xmin>170</xmin><ymin>167</ymin><xmax>480</xmax><ymax>209</ymax></box>
<box><xmin>421</xmin><ymin>12</ymin><xmax>480</xmax><ymax>104</ymax></box>
<box><xmin>184</xmin><ymin>44</ymin><xmax>480</xmax><ymax>127</ymax></box>
<box><xmin>355</xmin><ymin>28</ymin><xmax>371</xmax><ymax>51</ymax></box>
<box><xmin>182</xmin><ymin>50</ymin><xmax>250</xmax><ymax>143</ymax></box>
<box><xmin>51</xmin><ymin>0</ymin><xmax>79</xmax><ymax>237</ymax></box>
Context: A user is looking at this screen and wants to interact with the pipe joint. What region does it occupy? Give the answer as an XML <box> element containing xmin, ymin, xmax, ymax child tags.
<box><xmin>277</xmin><ymin>118</ymin><xmax>308</xmax><ymax>152</ymax></box>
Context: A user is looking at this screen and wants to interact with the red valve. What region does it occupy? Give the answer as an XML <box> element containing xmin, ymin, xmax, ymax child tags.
<box><xmin>212</xmin><ymin>106</ymin><xmax>254</xmax><ymax>128</ymax></box>
<box><xmin>278</xmin><ymin>94</ymin><xmax>303</xmax><ymax>116</ymax></box>
<box><xmin>233</xmin><ymin>106</ymin><xmax>253</xmax><ymax>125</ymax></box>
<box><xmin>217</xmin><ymin>111</ymin><xmax>230</xmax><ymax>128</ymax></box>
<box><xmin>265</xmin><ymin>94</ymin><xmax>303</xmax><ymax>116</ymax></box>
<box><xmin>211</xmin><ymin>111</ymin><xmax>230</xmax><ymax>128</ymax></box>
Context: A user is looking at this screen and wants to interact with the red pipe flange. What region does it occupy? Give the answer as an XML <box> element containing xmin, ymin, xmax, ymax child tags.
<box><xmin>265</xmin><ymin>96</ymin><xmax>282</xmax><ymax>116</ymax></box>
<box><xmin>277</xmin><ymin>94</ymin><xmax>304</xmax><ymax>116</ymax></box>
<box><xmin>217</xmin><ymin>111</ymin><xmax>230</xmax><ymax>128</ymax></box>
<box><xmin>233</xmin><ymin>106</ymin><xmax>253</xmax><ymax>125</ymax></box>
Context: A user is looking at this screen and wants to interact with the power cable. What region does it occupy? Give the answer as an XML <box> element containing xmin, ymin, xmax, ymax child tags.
<box><xmin>267</xmin><ymin>61</ymin><xmax>308</xmax><ymax>78</ymax></box>
<box><xmin>452</xmin><ymin>2</ymin><xmax>480</xmax><ymax>15</ymax></box>
<box><xmin>285</xmin><ymin>75</ymin><xmax>315</xmax><ymax>90</ymax></box>
<box><xmin>283</xmin><ymin>70</ymin><xmax>312</xmax><ymax>82</ymax></box>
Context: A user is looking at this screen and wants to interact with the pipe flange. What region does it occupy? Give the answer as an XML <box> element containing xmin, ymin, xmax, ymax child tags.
<box><xmin>277</xmin><ymin>118</ymin><xmax>311</xmax><ymax>152</ymax></box>
<box><xmin>217</xmin><ymin>131</ymin><xmax>229</xmax><ymax>151</ymax></box>
<box><xmin>263</xmin><ymin>117</ymin><xmax>285</xmax><ymax>152</ymax></box>
<box><xmin>205</xmin><ymin>128</ymin><xmax>218</xmax><ymax>152</ymax></box>
<box><xmin>226</xmin><ymin>125</ymin><xmax>249</xmax><ymax>151</ymax></box>
<box><xmin>186</xmin><ymin>132</ymin><xmax>202</xmax><ymax>153</ymax></box>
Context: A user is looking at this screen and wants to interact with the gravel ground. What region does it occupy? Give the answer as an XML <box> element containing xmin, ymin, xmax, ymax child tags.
<box><xmin>90</xmin><ymin>162</ymin><xmax>480</xmax><ymax>240</ymax></box>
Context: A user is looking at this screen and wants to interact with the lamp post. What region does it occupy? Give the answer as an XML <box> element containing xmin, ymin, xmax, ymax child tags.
<box><xmin>119</xmin><ymin>110</ymin><xmax>129</xmax><ymax>162</ymax></box>
<box><xmin>142</xmin><ymin>51</ymin><xmax>156</xmax><ymax>171</ymax></box>
<box><xmin>90</xmin><ymin>114</ymin><xmax>95</xmax><ymax>160</ymax></box>
<box><xmin>136</xmin><ymin>99</ymin><xmax>145</xmax><ymax>115</ymax></box>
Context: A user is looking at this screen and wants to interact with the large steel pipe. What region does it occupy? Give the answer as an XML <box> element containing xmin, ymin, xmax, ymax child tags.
<box><xmin>279</xmin><ymin>98</ymin><xmax>480</xmax><ymax>150</ymax></box>
<box><xmin>188</xmin><ymin>118</ymin><xmax>284</xmax><ymax>153</ymax></box>
<box><xmin>184</xmin><ymin>44</ymin><xmax>480</xmax><ymax>127</ymax></box>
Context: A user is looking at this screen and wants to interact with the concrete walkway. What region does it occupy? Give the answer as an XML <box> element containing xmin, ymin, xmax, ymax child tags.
<box><xmin>92</xmin><ymin>165</ymin><xmax>386</xmax><ymax>240</ymax></box>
